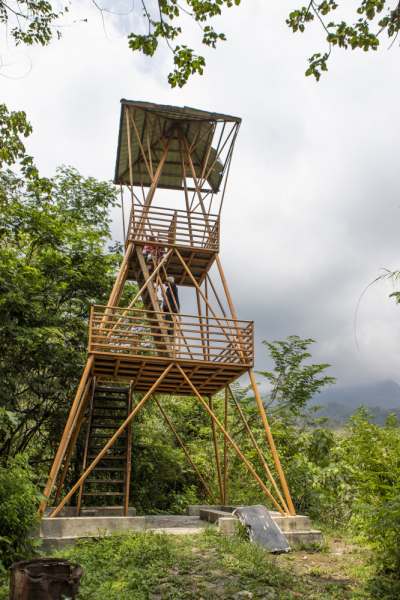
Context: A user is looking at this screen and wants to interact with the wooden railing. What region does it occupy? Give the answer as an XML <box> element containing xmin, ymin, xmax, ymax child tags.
<box><xmin>89</xmin><ymin>306</ymin><xmax>253</xmax><ymax>366</ymax></box>
<box><xmin>127</xmin><ymin>205</ymin><xmax>219</xmax><ymax>252</ymax></box>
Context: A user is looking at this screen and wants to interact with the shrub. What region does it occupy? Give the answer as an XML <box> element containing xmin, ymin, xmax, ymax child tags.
<box><xmin>0</xmin><ymin>454</ymin><xmax>45</xmax><ymax>570</ymax></box>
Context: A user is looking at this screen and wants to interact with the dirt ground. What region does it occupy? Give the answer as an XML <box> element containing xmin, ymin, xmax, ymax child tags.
<box><xmin>273</xmin><ymin>534</ymin><xmax>372</xmax><ymax>599</ymax></box>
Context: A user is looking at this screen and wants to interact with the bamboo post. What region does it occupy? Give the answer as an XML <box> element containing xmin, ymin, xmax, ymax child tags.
<box><xmin>76</xmin><ymin>377</ymin><xmax>96</xmax><ymax>516</ymax></box>
<box><xmin>223</xmin><ymin>386</ymin><xmax>228</xmax><ymax>506</ymax></box>
<box><xmin>248</xmin><ymin>370</ymin><xmax>296</xmax><ymax>516</ymax></box>
<box><xmin>120</xmin><ymin>185</ymin><xmax>126</xmax><ymax>244</ymax></box>
<box><xmin>209</xmin><ymin>395</ymin><xmax>224</xmax><ymax>505</ymax></box>
<box><xmin>125</xmin><ymin>106</ymin><xmax>135</xmax><ymax>207</ymax></box>
<box><xmin>37</xmin><ymin>359</ymin><xmax>94</xmax><ymax>515</ymax></box>
<box><xmin>105</xmin><ymin>248</ymin><xmax>173</xmax><ymax>334</ymax></box>
<box><xmin>50</xmin><ymin>364</ymin><xmax>174</xmax><ymax>518</ymax></box>
<box><xmin>227</xmin><ymin>384</ymin><xmax>289</xmax><ymax>515</ymax></box>
<box><xmin>174</xmin><ymin>249</ymin><xmax>242</xmax><ymax>355</ymax></box>
<box><xmin>52</xmin><ymin>387</ymin><xmax>89</xmax><ymax>507</ymax></box>
<box><xmin>175</xmin><ymin>365</ymin><xmax>285</xmax><ymax>516</ymax></box>
<box><xmin>205</xmin><ymin>277</ymin><xmax>210</xmax><ymax>360</ymax></box>
<box><xmin>177</xmin><ymin>127</ymin><xmax>194</xmax><ymax>246</ymax></box>
<box><xmin>196</xmin><ymin>289</ymin><xmax>207</xmax><ymax>360</ymax></box>
<box><xmin>152</xmin><ymin>395</ymin><xmax>217</xmax><ymax>504</ymax></box>
<box><xmin>215</xmin><ymin>255</ymin><xmax>237</xmax><ymax>320</ymax></box>
<box><xmin>124</xmin><ymin>382</ymin><xmax>133</xmax><ymax>516</ymax></box>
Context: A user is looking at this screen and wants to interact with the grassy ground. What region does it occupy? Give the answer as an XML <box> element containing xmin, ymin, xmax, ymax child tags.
<box><xmin>0</xmin><ymin>526</ymin><xmax>390</xmax><ymax>599</ymax></box>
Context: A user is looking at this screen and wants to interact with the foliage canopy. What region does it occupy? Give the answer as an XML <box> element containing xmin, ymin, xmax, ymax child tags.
<box><xmin>1</xmin><ymin>0</ymin><xmax>399</xmax><ymax>85</ymax></box>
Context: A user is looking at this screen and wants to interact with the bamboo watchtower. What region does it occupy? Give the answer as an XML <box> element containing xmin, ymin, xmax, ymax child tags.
<box><xmin>41</xmin><ymin>100</ymin><xmax>296</xmax><ymax>518</ymax></box>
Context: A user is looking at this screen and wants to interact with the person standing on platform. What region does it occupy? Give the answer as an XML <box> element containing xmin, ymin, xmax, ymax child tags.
<box><xmin>163</xmin><ymin>277</ymin><xmax>180</xmax><ymax>338</ymax></box>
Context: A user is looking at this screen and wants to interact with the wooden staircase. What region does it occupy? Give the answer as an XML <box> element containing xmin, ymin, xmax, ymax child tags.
<box><xmin>76</xmin><ymin>380</ymin><xmax>132</xmax><ymax>516</ymax></box>
<box><xmin>129</xmin><ymin>245</ymin><xmax>173</xmax><ymax>357</ymax></box>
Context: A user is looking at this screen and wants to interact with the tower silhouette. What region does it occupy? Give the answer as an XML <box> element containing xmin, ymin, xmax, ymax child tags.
<box><xmin>42</xmin><ymin>101</ymin><xmax>295</xmax><ymax>518</ymax></box>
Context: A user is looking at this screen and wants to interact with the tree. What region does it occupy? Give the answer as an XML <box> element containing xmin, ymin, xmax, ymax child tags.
<box><xmin>1</xmin><ymin>0</ymin><xmax>240</xmax><ymax>88</ymax></box>
<box><xmin>287</xmin><ymin>0</ymin><xmax>400</xmax><ymax>81</ymax></box>
<box><xmin>0</xmin><ymin>104</ymin><xmax>137</xmax><ymax>465</ymax></box>
<box><xmin>255</xmin><ymin>335</ymin><xmax>336</xmax><ymax>416</ymax></box>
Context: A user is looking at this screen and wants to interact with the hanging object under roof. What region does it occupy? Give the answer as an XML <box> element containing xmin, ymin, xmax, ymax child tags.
<box><xmin>114</xmin><ymin>100</ymin><xmax>241</xmax><ymax>194</ymax></box>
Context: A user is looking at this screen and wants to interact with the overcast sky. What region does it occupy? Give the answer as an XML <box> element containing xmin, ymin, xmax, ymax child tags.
<box><xmin>2</xmin><ymin>0</ymin><xmax>400</xmax><ymax>390</ymax></box>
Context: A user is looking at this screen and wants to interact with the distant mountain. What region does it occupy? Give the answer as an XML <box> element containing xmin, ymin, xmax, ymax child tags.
<box><xmin>314</xmin><ymin>402</ymin><xmax>400</xmax><ymax>427</ymax></box>
<box><xmin>310</xmin><ymin>379</ymin><xmax>400</xmax><ymax>410</ymax></box>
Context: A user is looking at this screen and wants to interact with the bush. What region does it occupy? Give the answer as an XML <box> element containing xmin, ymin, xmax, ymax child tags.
<box><xmin>0</xmin><ymin>454</ymin><xmax>45</xmax><ymax>570</ymax></box>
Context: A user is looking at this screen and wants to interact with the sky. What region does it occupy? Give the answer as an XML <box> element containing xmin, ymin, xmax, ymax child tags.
<box><xmin>2</xmin><ymin>0</ymin><xmax>400</xmax><ymax>391</ymax></box>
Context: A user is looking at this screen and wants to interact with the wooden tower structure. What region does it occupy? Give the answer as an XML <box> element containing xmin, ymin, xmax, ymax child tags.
<box><xmin>42</xmin><ymin>100</ymin><xmax>296</xmax><ymax>518</ymax></box>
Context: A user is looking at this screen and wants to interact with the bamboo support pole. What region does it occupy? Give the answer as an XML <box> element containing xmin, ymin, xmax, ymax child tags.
<box><xmin>50</xmin><ymin>364</ymin><xmax>174</xmax><ymax>518</ymax></box>
<box><xmin>127</xmin><ymin>106</ymin><xmax>153</xmax><ymax>181</ymax></box>
<box><xmin>206</xmin><ymin>274</ymin><xmax>228</xmax><ymax>318</ymax></box>
<box><xmin>120</xmin><ymin>185</ymin><xmax>126</xmax><ymax>244</ymax></box>
<box><xmin>209</xmin><ymin>395</ymin><xmax>224</xmax><ymax>505</ymax></box>
<box><xmin>124</xmin><ymin>382</ymin><xmax>133</xmax><ymax>516</ymax></box>
<box><xmin>205</xmin><ymin>277</ymin><xmax>210</xmax><ymax>360</ymax></box>
<box><xmin>175</xmin><ymin>365</ymin><xmax>285</xmax><ymax>516</ymax></box>
<box><xmin>215</xmin><ymin>255</ymin><xmax>237</xmax><ymax>321</ymax></box>
<box><xmin>223</xmin><ymin>386</ymin><xmax>228</xmax><ymax>506</ymax></box>
<box><xmin>181</xmin><ymin>136</ymin><xmax>212</xmax><ymax>233</ymax></box>
<box><xmin>248</xmin><ymin>370</ymin><xmax>296</xmax><ymax>516</ymax></box>
<box><xmin>152</xmin><ymin>395</ymin><xmax>217</xmax><ymax>504</ymax></box>
<box><xmin>76</xmin><ymin>377</ymin><xmax>96</xmax><ymax>516</ymax></box>
<box><xmin>105</xmin><ymin>249</ymin><xmax>173</xmax><ymax>334</ymax></box>
<box><xmin>105</xmin><ymin>241</ymin><xmax>134</xmax><ymax>313</ymax></box>
<box><xmin>174</xmin><ymin>249</ymin><xmax>242</xmax><ymax>355</ymax></box>
<box><xmin>37</xmin><ymin>359</ymin><xmax>94</xmax><ymax>515</ymax></box>
<box><xmin>227</xmin><ymin>384</ymin><xmax>289</xmax><ymax>515</ymax></box>
<box><xmin>178</xmin><ymin>128</ymin><xmax>194</xmax><ymax>246</ymax></box>
<box><xmin>52</xmin><ymin>387</ymin><xmax>89</xmax><ymax>507</ymax></box>
<box><xmin>196</xmin><ymin>289</ymin><xmax>207</xmax><ymax>360</ymax></box>
<box><xmin>125</xmin><ymin>107</ymin><xmax>135</xmax><ymax>208</ymax></box>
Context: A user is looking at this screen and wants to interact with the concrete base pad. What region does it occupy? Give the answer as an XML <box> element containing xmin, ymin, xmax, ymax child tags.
<box><xmin>285</xmin><ymin>530</ymin><xmax>323</xmax><ymax>545</ymax></box>
<box><xmin>44</xmin><ymin>506</ymin><xmax>137</xmax><ymax>518</ymax></box>
<box><xmin>36</xmin><ymin>506</ymin><xmax>323</xmax><ymax>553</ymax></box>
<box><xmin>189</xmin><ymin>505</ymin><xmax>323</xmax><ymax>548</ymax></box>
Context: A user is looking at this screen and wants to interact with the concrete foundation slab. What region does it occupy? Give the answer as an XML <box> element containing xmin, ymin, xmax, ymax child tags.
<box><xmin>186</xmin><ymin>505</ymin><xmax>237</xmax><ymax>516</ymax></box>
<box><xmin>38</xmin><ymin>516</ymin><xmax>145</xmax><ymax>539</ymax></box>
<box><xmin>192</xmin><ymin>505</ymin><xmax>323</xmax><ymax>548</ymax></box>
<box><xmin>285</xmin><ymin>530</ymin><xmax>323</xmax><ymax>546</ymax></box>
<box><xmin>44</xmin><ymin>507</ymin><xmax>137</xmax><ymax>518</ymax></box>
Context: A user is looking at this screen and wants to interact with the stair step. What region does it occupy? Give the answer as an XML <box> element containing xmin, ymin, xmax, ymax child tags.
<box><xmin>94</xmin><ymin>388</ymin><xmax>129</xmax><ymax>400</ymax></box>
<box><xmin>84</xmin><ymin>479</ymin><xmax>125</xmax><ymax>484</ymax></box>
<box><xmin>87</xmin><ymin>455</ymin><xmax>127</xmax><ymax>460</ymax></box>
<box><xmin>92</xmin><ymin>468</ymin><xmax>125</xmax><ymax>472</ymax></box>
<box><xmin>82</xmin><ymin>492</ymin><xmax>125</xmax><ymax>496</ymax></box>
<box><xmin>92</xmin><ymin>414</ymin><xmax>127</xmax><ymax>420</ymax></box>
<box><xmin>88</xmin><ymin>446</ymin><xmax>127</xmax><ymax>450</ymax></box>
<box><xmin>92</xmin><ymin>405</ymin><xmax>128</xmax><ymax>410</ymax></box>
<box><xmin>93</xmin><ymin>399</ymin><xmax>128</xmax><ymax>405</ymax></box>
<box><xmin>82</xmin><ymin>505</ymin><xmax>125</xmax><ymax>509</ymax></box>
<box><xmin>90</xmin><ymin>434</ymin><xmax>127</xmax><ymax>439</ymax></box>
<box><xmin>90</xmin><ymin>424</ymin><xmax>127</xmax><ymax>429</ymax></box>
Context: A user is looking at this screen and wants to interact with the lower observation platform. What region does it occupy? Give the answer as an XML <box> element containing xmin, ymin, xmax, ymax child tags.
<box><xmin>89</xmin><ymin>305</ymin><xmax>253</xmax><ymax>396</ymax></box>
<box><xmin>90</xmin><ymin>355</ymin><xmax>249</xmax><ymax>396</ymax></box>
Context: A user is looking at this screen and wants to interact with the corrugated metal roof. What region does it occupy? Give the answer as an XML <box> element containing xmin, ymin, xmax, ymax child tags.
<box><xmin>114</xmin><ymin>100</ymin><xmax>240</xmax><ymax>193</ymax></box>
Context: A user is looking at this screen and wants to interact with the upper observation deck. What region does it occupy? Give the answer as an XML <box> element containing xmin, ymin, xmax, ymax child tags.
<box><xmin>126</xmin><ymin>204</ymin><xmax>219</xmax><ymax>286</ymax></box>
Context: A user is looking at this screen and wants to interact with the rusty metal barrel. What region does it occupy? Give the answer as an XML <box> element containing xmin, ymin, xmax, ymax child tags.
<box><xmin>10</xmin><ymin>558</ymin><xmax>83</xmax><ymax>600</ymax></box>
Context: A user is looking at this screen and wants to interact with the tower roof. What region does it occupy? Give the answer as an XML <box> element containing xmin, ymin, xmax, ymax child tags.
<box><xmin>114</xmin><ymin>100</ymin><xmax>241</xmax><ymax>193</ymax></box>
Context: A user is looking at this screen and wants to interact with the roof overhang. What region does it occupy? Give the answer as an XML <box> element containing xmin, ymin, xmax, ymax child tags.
<box><xmin>114</xmin><ymin>100</ymin><xmax>241</xmax><ymax>194</ymax></box>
